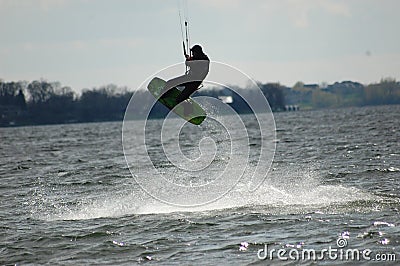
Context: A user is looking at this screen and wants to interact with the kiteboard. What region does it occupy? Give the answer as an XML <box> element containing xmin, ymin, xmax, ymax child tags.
<box><xmin>147</xmin><ymin>77</ymin><xmax>206</xmax><ymax>125</ymax></box>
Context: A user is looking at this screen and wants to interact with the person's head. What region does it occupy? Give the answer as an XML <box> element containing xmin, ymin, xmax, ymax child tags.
<box><xmin>190</xmin><ymin>44</ymin><xmax>204</xmax><ymax>57</ymax></box>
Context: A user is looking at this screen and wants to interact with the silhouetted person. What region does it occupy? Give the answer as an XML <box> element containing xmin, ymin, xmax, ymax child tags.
<box><xmin>163</xmin><ymin>45</ymin><xmax>210</xmax><ymax>107</ymax></box>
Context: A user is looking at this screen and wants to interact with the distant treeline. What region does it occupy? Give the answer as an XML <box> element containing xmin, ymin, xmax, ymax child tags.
<box><xmin>0</xmin><ymin>80</ymin><xmax>132</xmax><ymax>127</ymax></box>
<box><xmin>1</xmin><ymin>77</ymin><xmax>400</xmax><ymax>127</ymax></box>
<box><xmin>0</xmin><ymin>79</ymin><xmax>285</xmax><ymax>127</ymax></box>
<box><xmin>285</xmin><ymin>78</ymin><xmax>400</xmax><ymax>109</ymax></box>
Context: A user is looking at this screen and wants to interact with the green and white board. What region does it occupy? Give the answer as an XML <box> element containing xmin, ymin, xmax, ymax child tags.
<box><xmin>147</xmin><ymin>77</ymin><xmax>206</xmax><ymax>125</ymax></box>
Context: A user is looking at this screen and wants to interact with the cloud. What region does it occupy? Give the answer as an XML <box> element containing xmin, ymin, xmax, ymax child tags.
<box><xmin>193</xmin><ymin>0</ymin><xmax>242</xmax><ymax>9</ymax></box>
<box><xmin>319</xmin><ymin>1</ymin><xmax>351</xmax><ymax>17</ymax></box>
<box><xmin>280</xmin><ymin>0</ymin><xmax>351</xmax><ymax>28</ymax></box>
<box><xmin>232</xmin><ymin>52</ymin><xmax>400</xmax><ymax>86</ymax></box>
<box><xmin>194</xmin><ymin>0</ymin><xmax>351</xmax><ymax>29</ymax></box>
<box><xmin>37</xmin><ymin>0</ymin><xmax>67</xmax><ymax>11</ymax></box>
<box><xmin>0</xmin><ymin>0</ymin><xmax>67</xmax><ymax>12</ymax></box>
<box><xmin>96</xmin><ymin>38</ymin><xmax>144</xmax><ymax>49</ymax></box>
<box><xmin>10</xmin><ymin>38</ymin><xmax>144</xmax><ymax>53</ymax></box>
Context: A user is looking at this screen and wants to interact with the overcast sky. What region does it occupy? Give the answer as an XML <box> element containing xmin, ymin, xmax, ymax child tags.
<box><xmin>1</xmin><ymin>0</ymin><xmax>399</xmax><ymax>91</ymax></box>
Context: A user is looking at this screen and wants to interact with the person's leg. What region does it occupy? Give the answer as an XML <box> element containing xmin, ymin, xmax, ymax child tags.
<box><xmin>176</xmin><ymin>81</ymin><xmax>202</xmax><ymax>116</ymax></box>
<box><xmin>176</xmin><ymin>81</ymin><xmax>201</xmax><ymax>104</ymax></box>
<box><xmin>162</xmin><ymin>75</ymin><xmax>188</xmax><ymax>96</ymax></box>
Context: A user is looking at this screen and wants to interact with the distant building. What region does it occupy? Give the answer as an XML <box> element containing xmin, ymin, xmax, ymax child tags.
<box><xmin>218</xmin><ymin>96</ymin><xmax>233</xmax><ymax>104</ymax></box>
<box><xmin>303</xmin><ymin>84</ymin><xmax>319</xmax><ymax>90</ymax></box>
<box><xmin>324</xmin><ymin>81</ymin><xmax>364</xmax><ymax>94</ymax></box>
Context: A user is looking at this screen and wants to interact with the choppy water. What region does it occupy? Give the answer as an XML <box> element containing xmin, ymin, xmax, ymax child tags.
<box><xmin>1</xmin><ymin>105</ymin><xmax>399</xmax><ymax>265</ymax></box>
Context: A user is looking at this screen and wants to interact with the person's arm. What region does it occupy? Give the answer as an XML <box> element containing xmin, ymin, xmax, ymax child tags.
<box><xmin>185</xmin><ymin>57</ymin><xmax>193</xmax><ymax>69</ymax></box>
<box><xmin>185</xmin><ymin>58</ymin><xmax>195</xmax><ymax>71</ymax></box>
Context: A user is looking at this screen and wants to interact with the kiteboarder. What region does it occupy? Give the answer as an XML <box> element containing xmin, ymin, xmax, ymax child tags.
<box><xmin>163</xmin><ymin>44</ymin><xmax>210</xmax><ymax>104</ymax></box>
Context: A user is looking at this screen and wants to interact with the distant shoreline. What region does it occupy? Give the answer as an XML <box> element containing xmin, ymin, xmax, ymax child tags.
<box><xmin>2</xmin><ymin>104</ymin><xmax>399</xmax><ymax>129</ymax></box>
<box><xmin>1</xmin><ymin>78</ymin><xmax>400</xmax><ymax>128</ymax></box>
